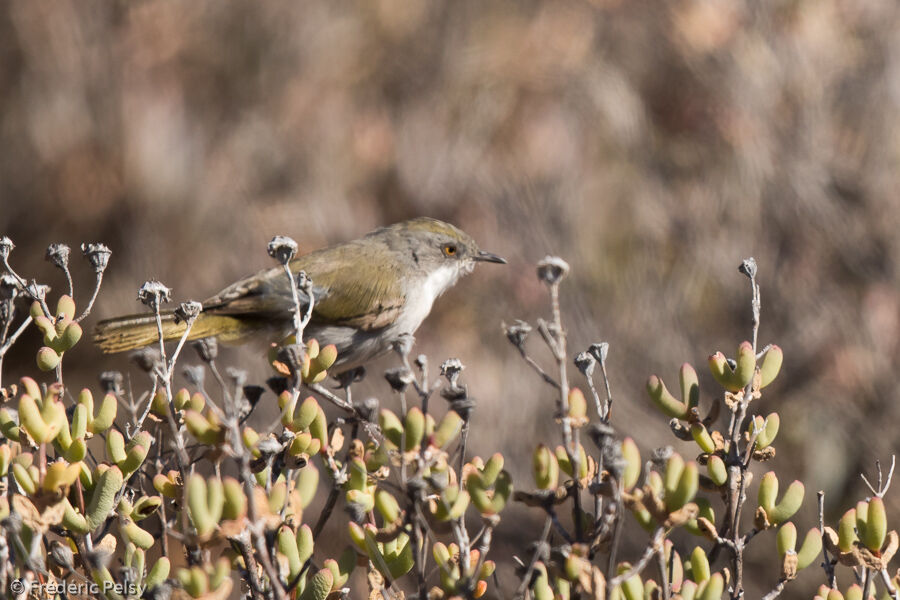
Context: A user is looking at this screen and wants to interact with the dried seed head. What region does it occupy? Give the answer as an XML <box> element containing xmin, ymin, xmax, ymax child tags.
<box><xmin>143</xmin><ymin>581</ymin><xmax>173</xmax><ymax>600</ymax></box>
<box><xmin>45</xmin><ymin>243</ymin><xmax>71</xmax><ymax>270</ymax></box>
<box><xmin>358</xmin><ymin>397</ymin><xmax>379</xmax><ymax>423</ymax></box>
<box><xmin>25</xmin><ymin>552</ymin><xmax>46</xmax><ymax>575</ymax></box>
<box><xmin>384</xmin><ymin>367</ymin><xmax>414</xmax><ymax>393</ymax></box>
<box><xmin>275</xmin><ymin>343</ymin><xmax>305</xmax><ymax>375</ymax></box>
<box><xmin>530</xmin><ymin>540</ymin><xmax>551</xmax><ymax>564</ymax></box>
<box><xmin>81</xmin><ymin>242</ymin><xmax>111</xmax><ymax>273</ymax></box>
<box><xmin>587</xmin><ymin>422</ymin><xmax>617</xmax><ymax>453</ymax></box>
<box><xmin>391</xmin><ymin>333</ymin><xmax>415</xmax><ymax>359</ymax></box>
<box><xmin>604</xmin><ymin>444</ymin><xmax>626</xmax><ymax>482</ymax></box>
<box><xmin>257</xmin><ymin>436</ymin><xmax>285</xmax><ymax>457</ymax></box>
<box><xmin>295</xmin><ymin>269</ymin><xmax>312</xmax><ymax>293</ymax></box>
<box><xmin>781</xmin><ymin>552</ymin><xmax>798</xmax><ymax>580</ymax></box>
<box><xmin>440</xmin><ymin>384</ymin><xmax>467</xmax><ymax>402</ymax></box>
<box><xmin>574</xmin><ymin>352</ymin><xmax>596</xmax><ymax>377</ymax></box>
<box><xmin>588</xmin><ymin>342</ymin><xmax>609</xmax><ymax>364</ymax></box>
<box><xmin>503</xmin><ymin>320</ymin><xmax>532</xmax><ymax>348</ymax></box>
<box><xmin>335</xmin><ymin>366</ymin><xmax>366</xmax><ymax>389</ymax></box>
<box><xmin>130</xmin><ymin>348</ymin><xmax>163</xmax><ymax>373</ymax></box>
<box><xmin>344</xmin><ymin>497</ymin><xmax>368</xmax><ymax>524</ymax></box>
<box><xmin>226</xmin><ymin>367</ymin><xmax>247</xmax><ymax>388</ymax></box>
<box><xmin>182</xmin><ymin>365</ymin><xmax>205</xmax><ymax>387</ymax></box>
<box><xmin>424</xmin><ymin>470</ymin><xmax>449</xmax><ymax>492</ymax></box>
<box><xmin>440</xmin><ymin>358</ymin><xmax>465</xmax><ymax>382</ymax></box>
<box><xmin>650</xmin><ymin>445</ymin><xmax>674</xmax><ymax>466</ymax></box>
<box><xmin>536</xmin><ymin>256</ymin><xmax>570</xmax><ymax>286</ymax></box>
<box><xmin>0</xmin><ymin>274</ymin><xmax>18</xmax><ymax>324</ymax></box>
<box><xmin>0</xmin><ymin>273</ymin><xmax>20</xmax><ymax>301</ymax></box>
<box><xmin>0</xmin><ymin>237</ymin><xmax>14</xmax><ymax>260</ymax></box>
<box><xmin>137</xmin><ymin>281</ymin><xmax>171</xmax><ymax>309</ymax></box>
<box><xmin>25</xmin><ymin>281</ymin><xmax>49</xmax><ymax>302</ymax></box>
<box><xmin>3</xmin><ymin>511</ymin><xmax>24</xmax><ymax>536</ymax></box>
<box><xmin>405</xmin><ymin>476</ymin><xmax>427</xmax><ymax>496</ymax></box>
<box><xmin>440</xmin><ymin>359</ymin><xmax>467</xmax><ymax>399</ymax></box>
<box><xmin>739</xmin><ymin>257</ymin><xmax>758</xmax><ymax>279</ymax></box>
<box><xmin>277</xmin><ymin>429</ymin><xmax>296</xmax><ymax>446</ymax></box>
<box><xmin>173</xmin><ymin>301</ymin><xmax>202</xmax><ymax>324</ymax></box>
<box><xmin>24</xmin><ymin>544</ymin><xmax>47</xmax><ymax>572</ymax></box>
<box><xmin>267</xmin><ymin>235</ymin><xmax>298</xmax><ymax>265</ymax></box>
<box><xmin>49</xmin><ymin>540</ymin><xmax>75</xmax><ymax>572</ymax></box>
<box><xmin>191</xmin><ymin>337</ymin><xmax>218</xmax><ymax>363</ymax></box>
<box><xmin>99</xmin><ymin>371</ymin><xmax>124</xmax><ymax>395</ymax></box>
<box><xmin>449</xmin><ymin>397</ymin><xmax>476</xmax><ymax>420</ymax></box>
<box><xmin>84</xmin><ymin>547</ymin><xmax>112</xmax><ymax>571</ymax></box>
<box><xmin>119</xmin><ymin>567</ymin><xmax>138</xmax><ymax>592</ymax></box>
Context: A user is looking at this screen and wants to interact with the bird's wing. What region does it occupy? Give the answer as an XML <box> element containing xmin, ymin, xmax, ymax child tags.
<box><xmin>200</xmin><ymin>245</ymin><xmax>405</xmax><ymax>331</ymax></box>
<box><xmin>300</xmin><ymin>248</ymin><xmax>406</xmax><ymax>331</ymax></box>
<box><xmin>202</xmin><ymin>266</ymin><xmax>307</xmax><ymax>316</ymax></box>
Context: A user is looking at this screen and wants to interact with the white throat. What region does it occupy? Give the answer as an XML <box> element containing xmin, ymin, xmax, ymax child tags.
<box><xmin>395</xmin><ymin>264</ymin><xmax>461</xmax><ymax>335</ymax></box>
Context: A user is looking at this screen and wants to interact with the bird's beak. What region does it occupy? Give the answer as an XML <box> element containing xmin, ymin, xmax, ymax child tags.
<box><xmin>475</xmin><ymin>250</ymin><xmax>507</xmax><ymax>264</ymax></box>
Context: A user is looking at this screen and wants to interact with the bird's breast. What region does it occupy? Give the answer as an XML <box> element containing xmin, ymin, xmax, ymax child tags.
<box><xmin>305</xmin><ymin>264</ymin><xmax>462</xmax><ymax>371</ymax></box>
<box><xmin>392</xmin><ymin>264</ymin><xmax>461</xmax><ymax>336</ymax></box>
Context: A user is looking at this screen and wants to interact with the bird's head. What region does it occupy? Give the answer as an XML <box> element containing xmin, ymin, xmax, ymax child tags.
<box><xmin>381</xmin><ymin>218</ymin><xmax>506</xmax><ymax>284</ymax></box>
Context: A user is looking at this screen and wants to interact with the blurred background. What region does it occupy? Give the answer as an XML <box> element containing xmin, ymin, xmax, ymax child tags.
<box><xmin>1</xmin><ymin>0</ymin><xmax>899</xmax><ymax>595</ymax></box>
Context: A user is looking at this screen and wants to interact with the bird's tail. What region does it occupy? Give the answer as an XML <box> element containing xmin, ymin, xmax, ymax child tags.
<box><xmin>93</xmin><ymin>311</ymin><xmax>254</xmax><ymax>353</ymax></box>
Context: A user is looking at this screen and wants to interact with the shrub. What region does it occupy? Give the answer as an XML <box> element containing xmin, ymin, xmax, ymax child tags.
<box><xmin>0</xmin><ymin>238</ymin><xmax>896</xmax><ymax>600</ymax></box>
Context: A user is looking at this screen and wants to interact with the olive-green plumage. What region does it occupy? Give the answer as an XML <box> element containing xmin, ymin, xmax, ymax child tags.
<box><xmin>93</xmin><ymin>218</ymin><xmax>505</xmax><ymax>371</ymax></box>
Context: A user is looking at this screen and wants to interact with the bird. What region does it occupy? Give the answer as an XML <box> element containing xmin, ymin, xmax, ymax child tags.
<box><xmin>93</xmin><ymin>217</ymin><xmax>506</xmax><ymax>372</ymax></box>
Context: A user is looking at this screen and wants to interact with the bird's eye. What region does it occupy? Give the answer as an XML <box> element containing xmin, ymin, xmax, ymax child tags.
<box><xmin>442</xmin><ymin>244</ymin><xmax>458</xmax><ymax>257</ymax></box>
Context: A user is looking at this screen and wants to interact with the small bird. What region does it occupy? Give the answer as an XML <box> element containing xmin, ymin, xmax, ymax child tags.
<box><xmin>93</xmin><ymin>218</ymin><xmax>505</xmax><ymax>371</ymax></box>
